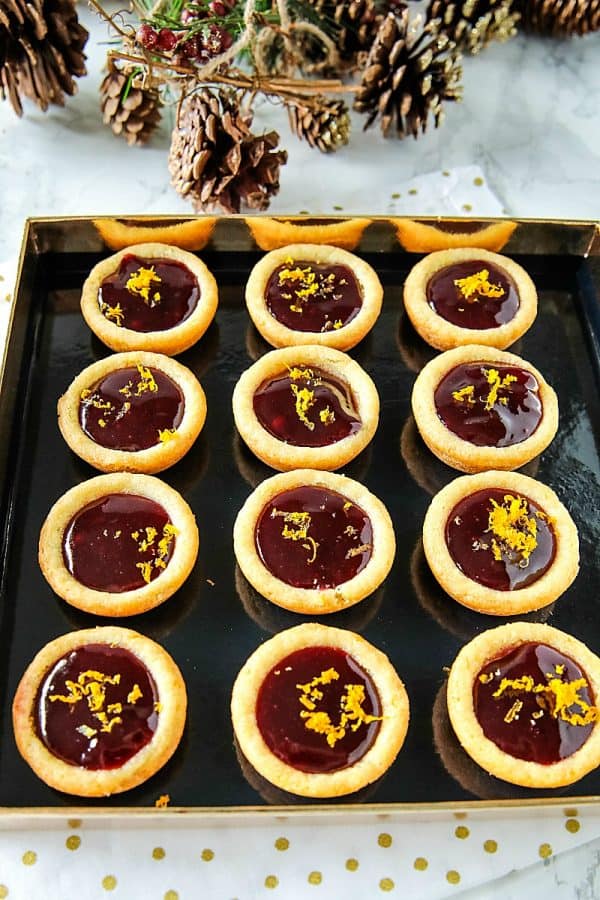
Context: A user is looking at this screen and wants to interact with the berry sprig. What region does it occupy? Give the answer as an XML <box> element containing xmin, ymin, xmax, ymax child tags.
<box><xmin>135</xmin><ymin>0</ymin><xmax>244</xmax><ymax>64</ymax></box>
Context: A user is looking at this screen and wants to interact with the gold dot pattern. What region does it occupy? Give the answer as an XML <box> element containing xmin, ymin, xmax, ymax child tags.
<box><xmin>446</xmin><ymin>870</ymin><xmax>461</xmax><ymax>885</ymax></box>
<box><xmin>67</xmin><ymin>819</ymin><xmax>82</xmax><ymax>829</ymax></box>
<box><xmin>265</xmin><ymin>875</ymin><xmax>278</xmax><ymax>889</ymax></box>
<box><xmin>308</xmin><ymin>871</ymin><xmax>322</xmax><ymax>885</ymax></box>
<box><xmin>164</xmin><ymin>891</ymin><xmax>178</xmax><ymax>900</ymax></box>
<box><xmin>379</xmin><ymin>877</ymin><xmax>395</xmax><ymax>891</ymax></box>
<box><xmin>201</xmin><ymin>849</ymin><xmax>214</xmax><ymax>862</ymax></box>
<box><xmin>414</xmin><ymin>857</ymin><xmax>428</xmax><ymax>871</ymax></box>
<box><xmin>539</xmin><ymin>843</ymin><xmax>553</xmax><ymax>859</ymax></box>
<box><xmin>474</xmin><ymin>177</ymin><xmax>484</xmax><ymax>186</ymax></box>
<box><xmin>0</xmin><ymin>886</ymin><xmax>8</xmax><ymax>899</ymax></box>
<box><xmin>484</xmin><ymin>840</ymin><xmax>498</xmax><ymax>854</ymax></box>
<box><xmin>462</xmin><ymin>203</ymin><xmax>473</xmax><ymax>212</ymax></box>
<box><xmin>564</xmin><ymin>807</ymin><xmax>578</xmax><ymax>817</ymax></box>
<box><xmin>565</xmin><ymin>819</ymin><xmax>581</xmax><ymax>834</ymax></box>
<box><xmin>153</xmin><ymin>847</ymin><xmax>166</xmax><ymax>860</ymax></box>
<box><xmin>455</xmin><ymin>826</ymin><xmax>470</xmax><ymax>840</ymax></box>
<box><xmin>275</xmin><ymin>838</ymin><xmax>289</xmax><ymax>851</ymax></box>
<box><xmin>66</xmin><ymin>835</ymin><xmax>81</xmax><ymax>851</ymax></box>
<box><xmin>102</xmin><ymin>875</ymin><xmax>117</xmax><ymax>891</ymax></box>
<box><xmin>22</xmin><ymin>851</ymin><xmax>36</xmax><ymax>866</ymax></box>
<box><xmin>378</xmin><ymin>833</ymin><xmax>392</xmax><ymax>848</ymax></box>
<box><xmin>346</xmin><ymin>858</ymin><xmax>359</xmax><ymax>872</ymax></box>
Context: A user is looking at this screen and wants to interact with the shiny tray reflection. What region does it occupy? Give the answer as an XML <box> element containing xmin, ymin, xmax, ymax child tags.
<box><xmin>0</xmin><ymin>216</ymin><xmax>599</xmax><ymax>812</ymax></box>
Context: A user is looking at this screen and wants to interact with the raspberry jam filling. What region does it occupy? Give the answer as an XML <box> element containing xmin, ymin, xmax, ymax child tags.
<box><xmin>264</xmin><ymin>260</ymin><xmax>362</xmax><ymax>332</ymax></box>
<box><xmin>426</xmin><ymin>260</ymin><xmax>519</xmax><ymax>329</ymax></box>
<box><xmin>256</xmin><ymin>646</ymin><xmax>382</xmax><ymax>773</ymax></box>
<box><xmin>99</xmin><ymin>254</ymin><xmax>199</xmax><ymax>332</ymax></box>
<box><xmin>62</xmin><ymin>493</ymin><xmax>177</xmax><ymax>592</ymax></box>
<box><xmin>255</xmin><ymin>486</ymin><xmax>373</xmax><ymax>589</ymax></box>
<box><xmin>434</xmin><ymin>361</ymin><xmax>543</xmax><ymax>447</ymax></box>
<box><xmin>474</xmin><ymin>642</ymin><xmax>598</xmax><ymax>764</ymax></box>
<box><xmin>253</xmin><ymin>365</ymin><xmax>361</xmax><ymax>448</ymax></box>
<box><xmin>446</xmin><ymin>489</ymin><xmax>556</xmax><ymax>591</ymax></box>
<box><xmin>34</xmin><ymin>643</ymin><xmax>159</xmax><ymax>769</ymax></box>
<box><xmin>79</xmin><ymin>364</ymin><xmax>184</xmax><ymax>451</ymax></box>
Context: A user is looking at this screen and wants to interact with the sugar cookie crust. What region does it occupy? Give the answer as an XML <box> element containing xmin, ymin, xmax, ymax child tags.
<box><xmin>231</xmin><ymin>623</ymin><xmax>409</xmax><ymax>797</ymax></box>
<box><xmin>245</xmin><ymin>243</ymin><xmax>383</xmax><ymax>351</ymax></box>
<box><xmin>447</xmin><ymin>622</ymin><xmax>600</xmax><ymax>788</ymax></box>
<box><xmin>422</xmin><ymin>471</ymin><xmax>578</xmax><ymax>615</ymax></box>
<box><xmin>403</xmin><ymin>248</ymin><xmax>537</xmax><ymax>351</ymax></box>
<box><xmin>57</xmin><ymin>350</ymin><xmax>206</xmax><ymax>474</ymax></box>
<box><xmin>234</xmin><ymin>469</ymin><xmax>395</xmax><ymax>615</ymax></box>
<box><xmin>411</xmin><ymin>344</ymin><xmax>558</xmax><ymax>473</ymax></box>
<box><xmin>81</xmin><ymin>242</ymin><xmax>218</xmax><ymax>354</ymax></box>
<box><xmin>232</xmin><ymin>345</ymin><xmax>379</xmax><ymax>471</ymax></box>
<box><xmin>39</xmin><ymin>472</ymin><xmax>199</xmax><ymax>616</ymax></box>
<box><xmin>13</xmin><ymin>626</ymin><xmax>187</xmax><ymax>796</ymax></box>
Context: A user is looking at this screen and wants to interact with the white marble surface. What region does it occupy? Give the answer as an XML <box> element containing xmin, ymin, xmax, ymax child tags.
<box><xmin>0</xmin><ymin>5</ymin><xmax>599</xmax><ymax>899</ymax></box>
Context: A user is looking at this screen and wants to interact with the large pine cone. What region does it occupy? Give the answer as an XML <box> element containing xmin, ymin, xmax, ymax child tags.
<box><xmin>354</xmin><ymin>6</ymin><xmax>463</xmax><ymax>138</ymax></box>
<box><xmin>519</xmin><ymin>0</ymin><xmax>600</xmax><ymax>36</ymax></box>
<box><xmin>0</xmin><ymin>0</ymin><xmax>87</xmax><ymax>116</ymax></box>
<box><xmin>169</xmin><ymin>88</ymin><xmax>288</xmax><ymax>214</ymax></box>
<box><xmin>426</xmin><ymin>0</ymin><xmax>520</xmax><ymax>53</ymax></box>
<box><xmin>301</xmin><ymin>0</ymin><xmax>384</xmax><ymax>70</ymax></box>
<box><xmin>100</xmin><ymin>62</ymin><xmax>162</xmax><ymax>146</ymax></box>
<box><xmin>288</xmin><ymin>95</ymin><xmax>350</xmax><ymax>153</ymax></box>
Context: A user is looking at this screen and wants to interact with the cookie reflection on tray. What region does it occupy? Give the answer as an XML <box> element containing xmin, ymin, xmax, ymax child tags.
<box><xmin>233</xmin><ymin>430</ymin><xmax>373</xmax><ymax>489</ymax></box>
<box><xmin>234</xmin><ymin>736</ymin><xmax>386</xmax><ymax>806</ymax></box>
<box><xmin>235</xmin><ymin>564</ymin><xmax>384</xmax><ymax>634</ymax></box>
<box><xmin>396</xmin><ymin>308</ymin><xmax>438</xmax><ymax>375</ymax></box>
<box><xmin>432</xmin><ymin>681</ymin><xmax>563</xmax><ymax>802</ymax></box>
<box><xmin>411</xmin><ymin>538</ymin><xmax>555</xmax><ymax>642</ymax></box>
<box><xmin>401</xmin><ymin>414</ymin><xmax>540</xmax><ymax>497</ymax></box>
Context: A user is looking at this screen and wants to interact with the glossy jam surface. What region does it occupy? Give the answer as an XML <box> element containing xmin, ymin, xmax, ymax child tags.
<box><xmin>427</xmin><ymin>260</ymin><xmax>519</xmax><ymax>329</ymax></box>
<box><xmin>446</xmin><ymin>489</ymin><xmax>556</xmax><ymax>591</ymax></box>
<box><xmin>255</xmin><ymin>486</ymin><xmax>373</xmax><ymax>589</ymax></box>
<box><xmin>474</xmin><ymin>642</ymin><xmax>596</xmax><ymax>764</ymax></box>
<box><xmin>256</xmin><ymin>646</ymin><xmax>382</xmax><ymax>773</ymax></box>
<box><xmin>264</xmin><ymin>260</ymin><xmax>362</xmax><ymax>332</ymax></box>
<box><xmin>434</xmin><ymin>362</ymin><xmax>543</xmax><ymax>447</ymax></box>
<box><xmin>34</xmin><ymin>643</ymin><xmax>159</xmax><ymax>769</ymax></box>
<box><xmin>99</xmin><ymin>254</ymin><xmax>199</xmax><ymax>332</ymax></box>
<box><xmin>62</xmin><ymin>493</ymin><xmax>176</xmax><ymax>592</ymax></box>
<box><xmin>253</xmin><ymin>365</ymin><xmax>361</xmax><ymax>448</ymax></box>
<box><xmin>79</xmin><ymin>364</ymin><xmax>184</xmax><ymax>451</ymax></box>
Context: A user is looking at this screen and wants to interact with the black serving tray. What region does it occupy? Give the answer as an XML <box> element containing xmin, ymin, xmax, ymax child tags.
<box><xmin>1</xmin><ymin>215</ymin><xmax>599</xmax><ymax>811</ymax></box>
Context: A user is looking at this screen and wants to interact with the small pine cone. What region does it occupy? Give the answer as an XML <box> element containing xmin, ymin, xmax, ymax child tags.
<box><xmin>519</xmin><ymin>0</ymin><xmax>600</xmax><ymax>36</ymax></box>
<box><xmin>299</xmin><ymin>0</ymin><xmax>384</xmax><ymax>70</ymax></box>
<box><xmin>426</xmin><ymin>0</ymin><xmax>520</xmax><ymax>54</ymax></box>
<box><xmin>168</xmin><ymin>88</ymin><xmax>288</xmax><ymax>214</ymax></box>
<box><xmin>100</xmin><ymin>63</ymin><xmax>162</xmax><ymax>146</ymax></box>
<box><xmin>288</xmin><ymin>96</ymin><xmax>350</xmax><ymax>153</ymax></box>
<box><xmin>354</xmin><ymin>6</ymin><xmax>463</xmax><ymax>139</ymax></box>
<box><xmin>0</xmin><ymin>0</ymin><xmax>88</xmax><ymax>116</ymax></box>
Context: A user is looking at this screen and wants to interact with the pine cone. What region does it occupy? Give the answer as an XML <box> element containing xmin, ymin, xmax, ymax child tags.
<box><xmin>0</xmin><ymin>0</ymin><xmax>87</xmax><ymax>116</ymax></box>
<box><xmin>168</xmin><ymin>88</ymin><xmax>288</xmax><ymax>214</ymax></box>
<box><xmin>100</xmin><ymin>62</ymin><xmax>162</xmax><ymax>146</ymax></box>
<box><xmin>354</xmin><ymin>7</ymin><xmax>463</xmax><ymax>139</ymax></box>
<box><xmin>300</xmin><ymin>0</ymin><xmax>384</xmax><ymax>70</ymax></box>
<box><xmin>288</xmin><ymin>95</ymin><xmax>350</xmax><ymax>153</ymax></box>
<box><xmin>426</xmin><ymin>0</ymin><xmax>520</xmax><ymax>54</ymax></box>
<box><xmin>519</xmin><ymin>0</ymin><xmax>600</xmax><ymax>36</ymax></box>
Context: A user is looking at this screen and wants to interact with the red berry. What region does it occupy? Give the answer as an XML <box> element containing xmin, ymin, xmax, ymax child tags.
<box><xmin>157</xmin><ymin>28</ymin><xmax>178</xmax><ymax>51</ymax></box>
<box><xmin>181</xmin><ymin>36</ymin><xmax>200</xmax><ymax>59</ymax></box>
<box><xmin>201</xmin><ymin>23</ymin><xmax>233</xmax><ymax>55</ymax></box>
<box><xmin>136</xmin><ymin>23</ymin><xmax>158</xmax><ymax>50</ymax></box>
<box><xmin>209</xmin><ymin>1</ymin><xmax>227</xmax><ymax>16</ymax></box>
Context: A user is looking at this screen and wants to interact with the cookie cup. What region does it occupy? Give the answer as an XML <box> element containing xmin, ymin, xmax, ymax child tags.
<box><xmin>447</xmin><ymin>622</ymin><xmax>600</xmax><ymax>788</ymax></box>
<box><xmin>423</xmin><ymin>471</ymin><xmax>579</xmax><ymax>615</ymax></box>
<box><xmin>232</xmin><ymin>345</ymin><xmax>379</xmax><ymax>471</ymax></box>
<box><xmin>81</xmin><ymin>242</ymin><xmax>218</xmax><ymax>354</ymax></box>
<box><xmin>411</xmin><ymin>345</ymin><xmax>558</xmax><ymax>473</ymax></box>
<box><xmin>12</xmin><ymin>626</ymin><xmax>187</xmax><ymax>796</ymax></box>
<box><xmin>58</xmin><ymin>351</ymin><xmax>206</xmax><ymax>474</ymax></box>
<box><xmin>39</xmin><ymin>473</ymin><xmax>199</xmax><ymax>616</ymax></box>
<box><xmin>231</xmin><ymin>623</ymin><xmax>409</xmax><ymax>798</ymax></box>
<box><xmin>245</xmin><ymin>243</ymin><xmax>383</xmax><ymax>351</ymax></box>
<box><xmin>403</xmin><ymin>248</ymin><xmax>537</xmax><ymax>351</ymax></box>
<box><xmin>234</xmin><ymin>469</ymin><xmax>395</xmax><ymax>614</ymax></box>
